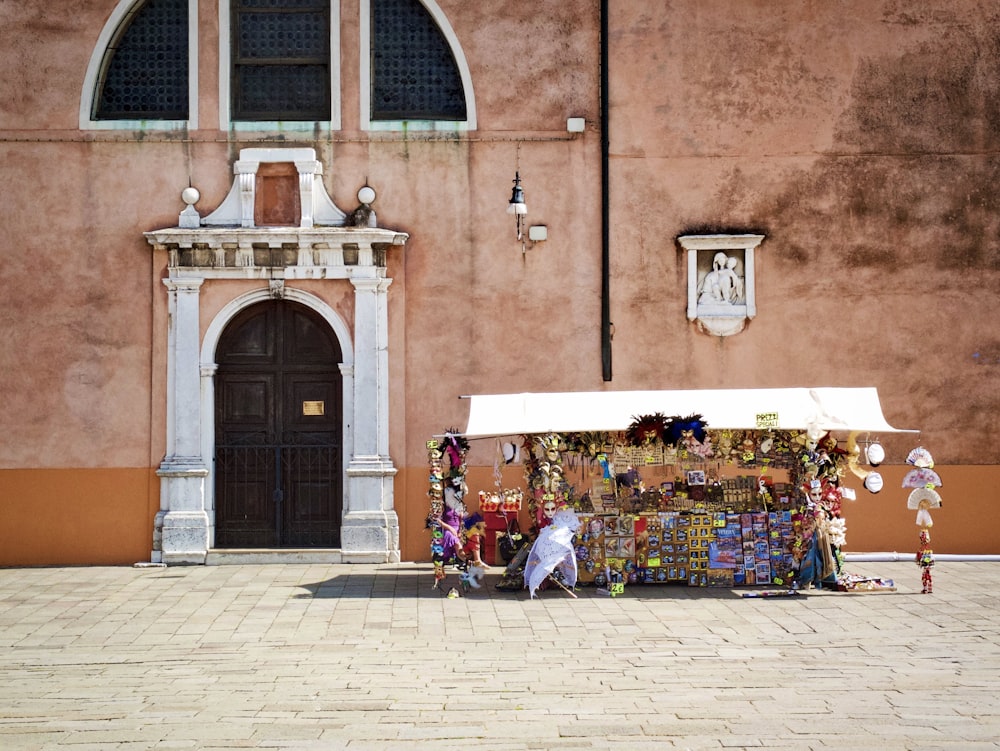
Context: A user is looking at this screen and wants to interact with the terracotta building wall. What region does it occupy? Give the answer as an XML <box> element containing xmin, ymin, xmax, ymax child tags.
<box><xmin>1</xmin><ymin>1</ymin><xmax>997</xmax><ymax>565</ymax></box>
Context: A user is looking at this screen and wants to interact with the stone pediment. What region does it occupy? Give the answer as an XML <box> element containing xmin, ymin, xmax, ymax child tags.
<box><xmin>145</xmin><ymin>147</ymin><xmax>407</xmax><ymax>276</ymax></box>
<box><xmin>203</xmin><ymin>147</ymin><xmax>345</xmax><ymax>229</ymax></box>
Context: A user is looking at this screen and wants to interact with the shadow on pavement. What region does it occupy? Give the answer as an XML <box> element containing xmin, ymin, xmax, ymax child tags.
<box><xmin>294</xmin><ymin>566</ymin><xmax>907</xmax><ymax>600</ymax></box>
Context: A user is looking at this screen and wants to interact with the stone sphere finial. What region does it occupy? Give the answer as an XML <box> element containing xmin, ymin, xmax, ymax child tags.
<box><xmin>182</xmin><ymin>186</ymin><xmax>201</xmax><ymax>206</ymax></box>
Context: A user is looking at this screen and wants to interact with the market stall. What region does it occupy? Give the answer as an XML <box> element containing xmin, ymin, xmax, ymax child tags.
<box><xmin>427</xmin><ymin>388</ymin><xmax>915</xmax><ymax>595</ymax></box>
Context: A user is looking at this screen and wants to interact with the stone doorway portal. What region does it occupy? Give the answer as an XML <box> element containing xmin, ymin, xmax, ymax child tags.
<box><xmin>144</xmin><ymin>147</ymin><xmax>407</xmax><ymax>564</ymax></box>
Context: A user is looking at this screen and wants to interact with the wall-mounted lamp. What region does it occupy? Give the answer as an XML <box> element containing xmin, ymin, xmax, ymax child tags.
<box><xmin>507</xmin><ymin>171</ymin><xmax>527</xmax><ymax>241</ymax></box>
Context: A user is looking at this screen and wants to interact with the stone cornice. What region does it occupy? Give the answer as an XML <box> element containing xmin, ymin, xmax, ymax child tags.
<box><xmin>144</xmin><ymin>226</ymin><xmax>407</xmax><ymax>275</ymax></box>
<box><xmin>144</xmin><ymin>226</ymin><xmax>408</xmax><ymax>250</ymax></box>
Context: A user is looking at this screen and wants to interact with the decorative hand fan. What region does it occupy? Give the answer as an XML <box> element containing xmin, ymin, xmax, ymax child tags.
<box><xmin>907</xmin><ymin>487</ymin><xmax>942</xmax><ymax>509</ymax></box>
<box><xmin>907</xmin><ymin>487</ymin><xmax>942</xmax><ymax>528</ymax></box>
<box><xmin>902</xmin><ymin>467</ymin><xmax>942</xmax><ymax>489</ymax></box>
<box><xmin>906</xmin><ymin>446</ymin><xmax>934</xmax><ymax>469</ymax></box>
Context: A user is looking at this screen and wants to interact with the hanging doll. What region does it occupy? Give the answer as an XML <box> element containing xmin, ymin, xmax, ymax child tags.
<box><xmin>459</xmin><ymin>513</ymin><xmax>488</xmax><ymax>590</ymax></box>
<box><xmin>430</xmin><ymin>481</ymin><xmax>465</xmax><ymax>588</ymax></box>
<box><xmin>916</xmin><ymin>529</ymin><xmax>934</xmax><ymax>594</ymax></box>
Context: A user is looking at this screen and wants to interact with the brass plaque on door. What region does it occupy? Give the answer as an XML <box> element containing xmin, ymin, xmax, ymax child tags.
<box><xmin>302</xmin><ymin>400</ymin><xmax>325</xmax><ymax>416</ymax></box>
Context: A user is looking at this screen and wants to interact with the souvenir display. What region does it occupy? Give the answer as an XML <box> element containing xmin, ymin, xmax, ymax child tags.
<box><xmin>426</xmin><ymin>419</ymin><xmax>895</xmax><ymax>594</ymax></box>
<box><xmin>425</xmin><ymin>431</ymin><xmax>470</xmax><ymax>592</ymax></box>
<box><xmin>904</xmin><ymin>446</ymin><xmax>942</xmax><ymax>594</ymax></box>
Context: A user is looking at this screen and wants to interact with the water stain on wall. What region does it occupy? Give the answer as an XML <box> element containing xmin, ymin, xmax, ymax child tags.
<box><xmin>709</xmin><ymin>21</ymin><xmax>1000</xmax><ymax>274</ymax></box>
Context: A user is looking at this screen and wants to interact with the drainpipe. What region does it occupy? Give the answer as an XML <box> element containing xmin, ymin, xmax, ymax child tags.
<box><xmin>600</xmin><ymin>0</ymin><xmax>612</xmax><ymax>381</ymax></box>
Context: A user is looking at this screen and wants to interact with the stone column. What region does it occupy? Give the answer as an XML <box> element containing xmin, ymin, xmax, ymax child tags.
<box><xmin>155</xmin><ymin>278</ymin><xmax>210</xmax><ymax>564</ymax></box>
<box><xmin>744</xmin><ymin>243</ymin><xmax>758</xmax><ymax>320</ymax></box>
<box><xmin>200</xmin><ymin>363</ymin><xmax>219</xmax><ymax>549</ymax></box>
<box><xmin>686</xmin><ymin>245</ymin><xmax>699</xmax><ymax>322</ymax></box>
<box><xmin>343</xmin><ymin>271</ymin><xmax>399</xmax><ymax>563</ymax></box>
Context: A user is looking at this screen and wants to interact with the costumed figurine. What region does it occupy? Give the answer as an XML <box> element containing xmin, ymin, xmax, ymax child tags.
<box><xmin>458</xmin><ymin>513</ymin><xmax>488</xmax><ymax>591</ymax></box>
<box><xmin>793</xmin><ymin>478</ymin><xmax>842</xmax><ymax>589</ymax></box>
<box><xmin>814</xmin><ymin>433</ymin><xmax>846</xmax><ymax>482</ymax></box>
<box><xmin>916</xmin><ymin>529</ymin><xmax>934</xmax><ymax>594</ymax></box>
<box><xmin>757</xmin><ymin>476</ymin><xmax>775</xmax><ymax>511</ymax></box>
<box><xmin>524</xmin><ymin>504</ymin><xmax>581</xmax><ymax>598</ymax></box>
<box><xmin>536</xmin><ymin>496</ymin><xmax>558</xmax><ymax>531</ymax></box>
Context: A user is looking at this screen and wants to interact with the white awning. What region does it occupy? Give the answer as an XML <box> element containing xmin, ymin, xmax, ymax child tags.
<box><xmin>461</xmin><ymin>387</ymin><xmax>915</xmax><ymax>437</ymax></box>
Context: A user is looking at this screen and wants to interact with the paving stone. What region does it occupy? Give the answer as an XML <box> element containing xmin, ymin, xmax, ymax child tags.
<box><xmin>0</xmin><ymin>562</ymin><xmax>998</xmax><ymax>749</ymax></box>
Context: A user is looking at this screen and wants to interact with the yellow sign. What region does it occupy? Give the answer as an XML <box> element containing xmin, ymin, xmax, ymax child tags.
<box><xmin>755</xmin><ymin>412</ymin><xmax>779</xmax><ymax>429</ymax></box>
<box><xmin>302</xmin><ymin>400</ymin><xmax>325</xmax><ymax>416</ymax></box>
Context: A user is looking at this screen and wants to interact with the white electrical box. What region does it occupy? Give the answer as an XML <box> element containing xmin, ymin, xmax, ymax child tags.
<box><xmin>528</xmin><ymin>225</ymin><xmax>548</xmax><ymax>242</ymax></box>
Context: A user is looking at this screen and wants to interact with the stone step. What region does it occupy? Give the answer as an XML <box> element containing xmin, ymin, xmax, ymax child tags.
<box><xmin>205</xmin><ymin>548</ymin><xmax>343</xmax><ymax>565</ymax></box>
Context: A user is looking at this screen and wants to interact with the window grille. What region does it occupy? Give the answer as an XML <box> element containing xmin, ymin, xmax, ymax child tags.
<box><xmin>231</xmin><ymin>0</ymin><xmax>330</xmax><ymax>121</ymax></box>
<box><xmin>90</xmin><ymin>0</ymin><xmax>467</xmax><ymax>125</ymax></box>
<box><xmin>371</xmin><ymin>0</ymin><xmax>466</xmax><ymax>121</ymax></box>
<box><xmin>94</xmin><ymin>0</ymin><xmax>189</xmax><ymax>120</ymax></box>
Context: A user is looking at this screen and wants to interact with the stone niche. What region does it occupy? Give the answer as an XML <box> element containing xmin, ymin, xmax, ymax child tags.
<box><xmin>680</xmin><ymin>234</ymin><xmax>765</xmax><ymax>337</ymax></box>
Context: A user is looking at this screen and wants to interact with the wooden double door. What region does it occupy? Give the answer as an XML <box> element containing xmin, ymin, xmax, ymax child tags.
<box><xmin>214</xmin><ymin>301</ymin><xmax>343</xmax><ymax>548</ymax></box>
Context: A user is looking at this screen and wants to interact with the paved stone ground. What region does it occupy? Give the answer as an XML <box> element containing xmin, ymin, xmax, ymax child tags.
<box><xmin>1</xmin><ymin>560</ymin><xmax>998</xmax><ymax>750</ymax></box>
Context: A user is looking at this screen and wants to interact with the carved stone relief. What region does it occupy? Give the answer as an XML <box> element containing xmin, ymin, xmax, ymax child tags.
<box><xmin>680</xmin><ymin>234</ymin><xmax>765</xmax><ymax>337</ymax></box>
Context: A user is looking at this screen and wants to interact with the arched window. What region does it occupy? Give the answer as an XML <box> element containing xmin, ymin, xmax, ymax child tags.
<box><xmin>370</xmin><ymin>0</ymin><xmax>466</xmax><ymax>121</ymax></box>
<box><xmin>83</xmin><ymin>0</ymin><xmax>475</xmax><ymax>130</ymax></box>
<box><xmin>92</xmin><ymin>0</ymin><xmax>189</xmax><ymax>120</ymax></box>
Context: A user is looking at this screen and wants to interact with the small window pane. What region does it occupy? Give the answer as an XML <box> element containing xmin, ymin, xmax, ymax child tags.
<box><xmin>231</xmin><ymin>0</ymin><xmax>330</xmax><ymax>121</ymax></box>
<box><xmin>235</xmin><ymin>65</ymin><xmax>329</xmax><ymax>120</ymax></box>
<box><xmin>237</xmin><ymin>0</ymin><xmax>321</xmax><ymax>7</ymax></box>
<box><xmin>237</xmin><ymin>12</ymin><xmax>328</xmax><ymax>59</ymax></box>
<box><xmin>95</xmin><ymin>0</ymin><xmax>189</xmax><ymax>120</ymax></box>
<box><xmin>372</xmin><ymin>0</ymin><xmax>466</xmax><ymax>121</ymax></box>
